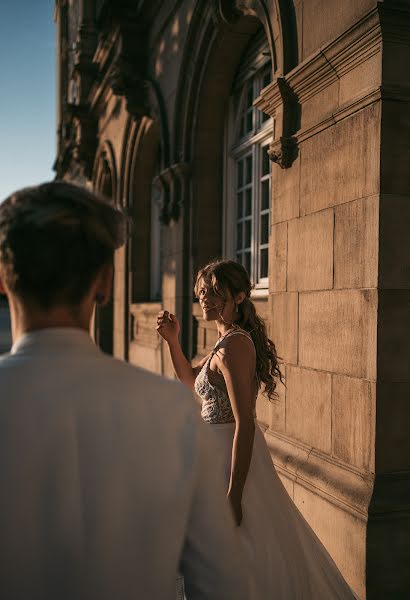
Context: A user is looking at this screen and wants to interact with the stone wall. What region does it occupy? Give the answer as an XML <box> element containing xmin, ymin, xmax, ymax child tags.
<box><xmin>54</xmin><ymin>1</ymin><xmax>410</xmax><ymax>597</ymax></box>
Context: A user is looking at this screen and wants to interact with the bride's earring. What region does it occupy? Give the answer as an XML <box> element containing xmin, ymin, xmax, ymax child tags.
<box><xmin>235</xmin><ymin>303</ymin><xmax>239</xmax><ymax>314</ymax></box>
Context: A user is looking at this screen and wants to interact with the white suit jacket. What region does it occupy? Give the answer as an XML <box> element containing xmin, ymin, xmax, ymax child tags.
<box><xmin>0</xmin><ymin>328</ymin><xmax>248</xmax><ymax>600</ymax></box>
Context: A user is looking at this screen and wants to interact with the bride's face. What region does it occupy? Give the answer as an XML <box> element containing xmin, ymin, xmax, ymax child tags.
<box><xmin>197</xmin><ymin>278</ymin><xmax>233</xmax><ymax>322</ymax></box>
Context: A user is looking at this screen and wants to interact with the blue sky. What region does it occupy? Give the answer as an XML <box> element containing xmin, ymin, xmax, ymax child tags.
<box><xmin>0</xmin><ymin>0</ymin><xmax>56</xmax><ymax>201</ymax></box>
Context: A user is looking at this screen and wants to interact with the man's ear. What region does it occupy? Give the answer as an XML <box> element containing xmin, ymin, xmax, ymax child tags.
<box><xmin>94</xmin><ymin>262</ymin><xmax>114</xmax><ymax>306</ymax></box>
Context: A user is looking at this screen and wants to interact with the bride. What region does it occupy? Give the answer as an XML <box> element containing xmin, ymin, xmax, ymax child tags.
<box><xmin>157</xmin><ymin>259</ymin><xmax>356</xmax><ymax>599</ymax></box>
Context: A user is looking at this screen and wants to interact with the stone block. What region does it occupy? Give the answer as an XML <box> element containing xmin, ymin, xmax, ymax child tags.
<box><xmin>128</xmin><ymin>303</ymin><xmax>162</xmax><ymax>373</ymax></box>
<box><xmin>300</xmin><ymin>103</ymin><xmax>380</xmax><ymax>215</ymax></box>
<box><xmin>256</xmin><ymin>391</ymin><xmax>270</xmax><ymax>427</ymax></box>
<box><xmin>332</xmin><ymin>375</ymin><xmax>375</xmax><ymax>472</ymax></box>
<box><xmin>286</xmin><ymin>366</ymin><xmax>332</xmax><ymax>453</ymax></box>
<box><xmin>334</xmin><ymin>195</ymin><xmax>379</xmax><ymax>289</ymax></box>
<box><xmin>299</xmin><ymin>289</ymin><xmax>377</xmax><ymax>379</ymax></box>
<box><xmin>129</xmin><ymin>342</ymin><xmax>162</xmax><ymax>373</ymax></box>
<box><xmin>381</xmin><ymin>100</ymin><xmax>410</xmax><ymax>197</ymax></box>
<box><xmin>272</xmin><ymin>154</ymin><xmax>300</xmax><ymax>224</ymax></box>
<box><xmin>295</xmin><ymin>0</ymin><xmax>303</xmax><ymax>64</ymax></box>
<box><xmin>339</xmin><ymin>52</ymin><xmax>381</xmax><ymax>107</ymax></box>
<box><xmin>378</xmin><ymin>290</ymin><xmax>410</xmax><ymax>382</ymax></box>
<box><xmin>269</xmin><ymin>221</ymin><xmax>287</xmax><ymax>292</ymax></box>
<box><xmin>287</xmin><ymin>208</ymin><xmax>334</xmax><ymax>291</ymax></box>
<box><xmin>253</xmin><ymin>297</ymin><xmax>269</xmax><ymax>322</ymax></box>
<box><xmin>268</xmin><ymin>365</ymin><xmax>286</xmax><ymax>433</ymax></box>
<box><xmin>268</xmin><ymin>293</ymin><xmax>298</xmax><ymax>365</ymax></box>
<box><xmin>300</xmin><ymin>81</ymin><xmax>339</xmax><ymax>130</ymax></box>
<box><xmin>294</xmin><ymin>483</ymin><xmax>366</xmax><ymax>599</ymax></box>
<box><xmin>302</xmin><ymin>0</ymin><xmax>375</xmax><ymax>60</ymax></box>
<box><xmin>376</xmin><ymin>381</ymin><xmax>410</xmax><ymax>474</ymax></box>
<box><xmin>379</xmin><ymin>194</ymin><xmax>410</xmax><ymax>289</ymax></box>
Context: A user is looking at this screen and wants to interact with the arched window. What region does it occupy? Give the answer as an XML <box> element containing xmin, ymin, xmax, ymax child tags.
<box><xmin>225</xmin><ymin>31</ymin><xmax>272</xmax><ymax>291</ymax></box>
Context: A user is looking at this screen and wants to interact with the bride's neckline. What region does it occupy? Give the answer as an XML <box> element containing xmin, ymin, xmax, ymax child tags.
<box><xmin>216</xmin><ymin>324</ymin><xmax>241</xmax><ymax>343</ymax></box>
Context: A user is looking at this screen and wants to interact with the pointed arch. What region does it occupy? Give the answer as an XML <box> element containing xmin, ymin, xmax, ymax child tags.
<box><xmin>92</xmin><ymin>140</ymin><xmax>118</xmax><ymax>203</ymax></box>
<box><xmin>122</xmin><ymin>117</ymin><xmax>161</xmax><ymax>303</ymax></box>
<box><xmin>91</xmin><ymin>140</ymin><xmax>118</xmax><ymax>356</ymax></box>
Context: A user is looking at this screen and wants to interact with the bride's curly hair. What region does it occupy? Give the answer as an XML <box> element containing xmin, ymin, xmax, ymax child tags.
<box><xmin>194</xmin><ymin>259</ymin><xmax>284</xmax><ymax>401</ymax></box>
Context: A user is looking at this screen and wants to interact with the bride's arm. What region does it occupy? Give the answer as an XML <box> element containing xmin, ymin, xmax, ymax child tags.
<box><xmin>156</xmin><ymin>310</ymin><xmax>209</xmax><ymax>389</ymax></box>
<box><xmin>216</xmin><ymin>336</ymin><xmax>256</xmax><ymax>525</ymax></box>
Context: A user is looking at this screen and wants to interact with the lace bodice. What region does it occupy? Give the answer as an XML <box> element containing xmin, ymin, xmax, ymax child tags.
<box><xmin>194</xmin><ymin>328</ymin><xmax>257</xmax><ymax>425</ymax></box>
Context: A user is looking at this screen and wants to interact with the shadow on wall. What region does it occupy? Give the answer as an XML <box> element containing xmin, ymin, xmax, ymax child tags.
<box><xmin>0</xmin><ymin>296</ymin><xmax>12</xmax><ymax>354</ymax></box>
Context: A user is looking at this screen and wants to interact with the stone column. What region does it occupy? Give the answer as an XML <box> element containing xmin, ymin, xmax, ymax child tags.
<box><xmin>172</xmin><ymin>163</ymin><xmax>192</xmax><ymax>358</ymax></box>
<box><xmin>159</xmin><ymin>163</ymin><xmax>191</xmax><ymax>377</ymax></box>
<box><xmin>366</xmin><ymin>4</ymin><xmax>410</xmax><ymax>598</ymax></box>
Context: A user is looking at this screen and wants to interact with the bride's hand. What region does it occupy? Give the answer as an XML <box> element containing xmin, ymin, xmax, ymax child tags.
<box><xmin>156</xmin><ymin>310</ymin><xmax>180</xmax><ymax>344</ymax></box>
<box><xmin>228</xmin><ymin>490</ymin><xmax>243</xmax><ymax>526</ymax></box>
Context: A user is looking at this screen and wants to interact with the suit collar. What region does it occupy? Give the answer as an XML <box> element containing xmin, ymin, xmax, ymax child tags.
<box><xmin>11</xmin><ymin>327</ymin><xmax>100</xmax><ymax>357</ymax></box>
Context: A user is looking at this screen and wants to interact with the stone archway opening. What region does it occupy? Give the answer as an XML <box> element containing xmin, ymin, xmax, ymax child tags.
<box><xmin>92</xmin><ymin>147</ymin><xmax>117</xmax><ymax>356</ymax></box>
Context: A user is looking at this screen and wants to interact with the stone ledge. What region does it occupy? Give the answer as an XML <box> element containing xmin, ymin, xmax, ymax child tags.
<box><xmin>297</xmin><ymin>87</ymin><xmax>381</xmax><ymax>145</ymax></box>
<box><xmin>256</xmin><ymin>8</ymin><xmax>381</xmax><ymax>114</ymax></box>
<box><xmin>288</xmin><ymin>8</ymin><xmax>381</xmax><ymax>104</ymax></box>
<box><xmin>264</xmin><ymin>428</ymin><xmax>374</xmax><ymax>520</ymax></box>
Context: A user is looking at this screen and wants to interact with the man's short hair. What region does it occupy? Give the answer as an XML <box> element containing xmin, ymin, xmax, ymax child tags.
<box><xmin>0</xmin><ymin>181</ymin><xmax>129</xmax><ymax>308</ymax></box>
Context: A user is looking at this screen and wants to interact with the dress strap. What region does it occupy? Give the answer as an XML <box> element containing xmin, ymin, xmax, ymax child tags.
<box><xmin>227</xmin><ymin>329</ymin><xmax>254</xmax><ymax>344</ymax></box>
<box><xmin>213</xmin><ymin>327</ymin><xmax>255</xmax><ymax>352</ymax></box>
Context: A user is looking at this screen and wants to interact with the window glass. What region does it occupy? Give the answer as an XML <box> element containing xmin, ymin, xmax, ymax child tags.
<box><xmin>230</xmin><ymin>43</ymin><xmax>272</xmax><ymax>288</ymax></box>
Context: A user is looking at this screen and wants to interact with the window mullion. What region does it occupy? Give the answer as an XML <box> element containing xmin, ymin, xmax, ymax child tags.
<box><xmin>252</xmin><ymin>144</ymin><xmax>258</xmax><ymax>284</ymax></box>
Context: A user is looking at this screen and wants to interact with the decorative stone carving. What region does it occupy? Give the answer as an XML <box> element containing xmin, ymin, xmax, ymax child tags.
<box><xmin>268</xmin><ymin>136</ymin><xmax>298</xmax><ymax>169</ymax></box>
<box><xmin>54</xmin><ymin>1</ymin><xmax>99</xmax><ymax>180</ymax></box>
<box><xmin>254</xmin><ymin>76</ymin><xmax>300</xmax><ymax>169</ymax></box>
<box><xmin>95</xmin><ymin>2</ymin><xmax>147</xmax><ymax>119</ymax></box>
<box><xmin>155</xmin><ymin>163</ymin><xmax>191</xmax><ymax>224</ymax></box>
<box><xmin>66</xmin><ymin>103</ymin><xmax>98</xmax><ymax>178</ymax></box>
<box><xmin>109</xmin><ymin>56</ymin><xmax>147</xmax><ymax>118</ymax></box>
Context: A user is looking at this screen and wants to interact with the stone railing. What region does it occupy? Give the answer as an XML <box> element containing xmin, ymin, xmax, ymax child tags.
<box><xmin>129</xmin><ymin>302</ymin><xmax>162</xmax><ymax>373</ymax></box>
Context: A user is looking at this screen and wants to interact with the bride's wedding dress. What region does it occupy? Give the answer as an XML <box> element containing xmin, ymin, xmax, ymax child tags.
<box><xmin>193</xmin><ymin>329</ymin><xmax>356</xmax><ymax>599</ymax></box>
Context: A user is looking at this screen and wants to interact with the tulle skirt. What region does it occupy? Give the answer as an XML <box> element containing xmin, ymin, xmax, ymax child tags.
<box><xmin>209</xmin><ymin>422</ymin><xmax>357</xmax><ymax>600</ymax></box>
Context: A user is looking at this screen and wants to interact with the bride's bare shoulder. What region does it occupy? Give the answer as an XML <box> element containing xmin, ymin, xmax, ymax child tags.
<box><xmin>215</xmin><ymin>330</ymin><xmax>255</xmax><ymax>365</ymax></box>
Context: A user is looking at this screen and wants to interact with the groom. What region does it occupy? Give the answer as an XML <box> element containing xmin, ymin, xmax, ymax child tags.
<box><xmin>0</xmin><ymin>182</ymin><xmax>248</xmax><ymax>600</ymax></box>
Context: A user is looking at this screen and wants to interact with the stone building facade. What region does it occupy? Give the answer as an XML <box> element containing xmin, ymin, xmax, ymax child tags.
<box><xmin>54</xmin><ymin>1</ymin><xmax>410</xmax><ymax>597</ymax></box>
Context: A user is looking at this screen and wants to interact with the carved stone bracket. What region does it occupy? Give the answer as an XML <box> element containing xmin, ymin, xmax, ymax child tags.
<box><xmin>156</xmin><ymin>163</ymin><xmax>191</xmax><ymax>225</ymax></box>
<box><xmin>254</xmin><ymin>76</ymin><xmax>300</xmax><ymax>169</ymax></box>
<box><xmin>109</xmin><ymin>55</ymin><xmax>147</xmax><ymax>118</ymax></box>
<box><xmin>268</xmin><ymin>136</ymin><xmax>298</xmax><ymax>169</ymax></box>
